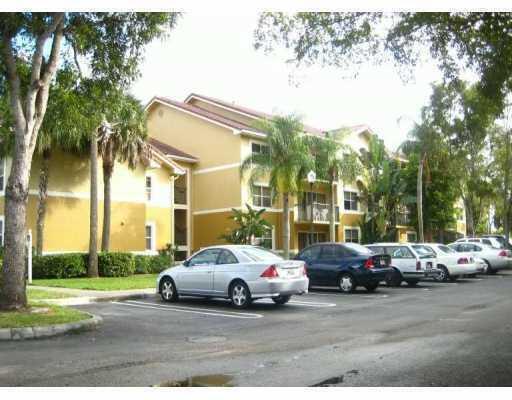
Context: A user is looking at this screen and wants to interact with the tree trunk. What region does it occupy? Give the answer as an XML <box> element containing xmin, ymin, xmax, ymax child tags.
<box><xmin>417</xmin><ymin>154</ymin><xmax>425</xmax><ymax>243</ymax></box>
<box><xmin>282</xmin><ymin>192</ymin><xmax>290</xmax><ymax>259</ymax></box>
<box><xmin>504</xmin><ymin>129</ymin><xmax>511</xmax><ymax>243</ymax></box>
<box><xmin>328</xmin><ymin>176</ymin><xmax>336</xmax><ymax>242</ymax></box>
<box><xmin>0</xmin><ymin>141</ymin><xmax>32</xmax><ymax>310</ymax></box>
<box><xmin>463</xmin><ymin>195</ymin><xmax>475</xmax><ymax>237</ymax></box>
<box><xmin>36</xmin><ymin>149</ymin><xmax>51</xmax><ymax>256</ymax></box>
<box><xmin>88</xmin><ymin>131</ymin><xmax>99</xmax><ymax>277</ymax></box>
<box><xmin>101</xmin><ymin>159</ymin><xmax>113</xmax><ymax>252</ymax></box>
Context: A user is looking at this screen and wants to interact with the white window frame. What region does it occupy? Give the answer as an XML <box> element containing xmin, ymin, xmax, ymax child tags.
<box><xmin>343</xmin><ymin>226</ymin><xmax>361</xmax><ymax>243</ymax></box>
<box><xmin>0</xmin><ymin>157</ymin><xmax>5</xmax><ymax>195</ymax></box>
<box><xmin>252</xmin><ymin>184</ymin><xmax>272</xmax><ymax>208</ymax></box>
<box><xmin>343</xmin><ymin>190</ymin><xmax>359</xmax><ymax>212</ymax></box>
<box><xmin>145</xmin><ymin>175</ymin><xmax>152</xmax><ymax>202</ymax></box>
<box><xmin>0</xmin><ymin>215</ymin><xmax>4</xmax><ymax>247</ymax></box>
<box><xmin>250</xmin><ymin>140</ymin><xmax>270</xmax><ymax>157</ymax></box>
<box><xmin>253</xmin><ymin>226</ymin><xmax>274</xmax><ymax>250</ymax></box>
<box><xmin>145</xmin><ymin>222</ymin><xmax>156</xmax><ymax>252</ymax></box>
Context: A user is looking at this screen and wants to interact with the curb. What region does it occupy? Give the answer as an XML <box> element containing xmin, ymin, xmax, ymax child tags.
<box><xmin>44</xmin><ymin>292</ymin><xmax>156</xmax><ymax>306</ymax></box>
<box><xmin>0</xmin><ymin>313</ymin><xmax>102</xmax><ymax>341</ymax></box>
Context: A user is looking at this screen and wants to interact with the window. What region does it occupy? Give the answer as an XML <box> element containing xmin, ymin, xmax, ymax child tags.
<box><xmin>145</xmin><ymin>223</ymin><xmax>155</xmax><ymax>251</ymax></box>
<box><xmin>188</xmin><ymin>248</ymin><xmax>223</xmax><ymax>266</ymax></box>
<box><xmin>298</xmin><ymin>232</ymin><xmax>327</xmax><ymax>250</ymax></box>
<box><xmin>252</xmin><ymin>185</ymin><xmax>271</xmax><ymax>208</ymax></box>
<box><xmin>254</xmin><ymin>228</ymin><xmax>273</xmax><ymax>249</ymax></box>
<box><xmin>251</xmin><ymin>142</ymin><xmax>270</xmax><ymax>156</ymax></box>
<box><xmin>319</xmin><ymin>245</ymin><xmax>337</xmax><ymax>261</ymax></box>
<box><xmin>0</xmin><ymin>216</ymin><xmax>3</xmax><ymax>247</ymax></box>
<box><xmin>344</xmin><ymin>228</ymin><xmax>359</xmax><ymax>243</ymax></box>
<box><xmin>217</xmin><ymin>250</ymin><xmax>239</xmax><ymax>265</ymax></box>
<box><xmin>406</xmin><ymin>232</ymin><xmax>417</xmax><ymax>243</ymax></box>
<box><xmin>482</xmin><ymin>239</ymin><xmax>492</xmax><ymax>246</ymax></box>
<box><xmin>241</xmin><ymin>247</ymin><xmax>282</xmax><ymax>262</ymax></box>
<box><xmin>387</xmin><ymin>246</ymin><xmax>414</xmax><ymax>259</ymax></box>
<box><xmin>145</xmin><ymin>176</ymin><xmax>152</xmax><ymax>201</ymax></box>
<box><xmin>438</xmin><ymin>245</ymin><xmax>456</xmax><ymax>254</ymax></box>
<box><xmin>299</xmin><ymin>245</ymin><xmax>322</xmax><ymax>260</ymax></box>
<box><xmin>343</xmin><ymin>191</ymin><xmax>358</xmax><ymax>211</ymax></box>
<box><xmin>0</xmin><ymin>158</ymin><xmax>4</xmax><ymax>192</ymax></box>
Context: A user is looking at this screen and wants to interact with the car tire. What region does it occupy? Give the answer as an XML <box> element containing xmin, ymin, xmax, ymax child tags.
<box><xmin>364</xmin><ymin>283</ymin><xmax>379</xmax><ymax>292</ymax></box>
<box><xmin>272</xmin><ymin>295</ymin><xmax>292</xmax><ymax>305</ymax></box>
<box><xmin>230</xmin><ymin>281</ymin><xmax>252</xmax><ymax>309</ymax></box>
<box><xmin>385</xmin><ymin>269</ymin><xmax>402</xmax><ymax>287</ymax></box>
<box><xmin>160</xmin><ymin>277</ymin><xmax>179</xmax><ymax>302</ymax></box>
<box><xmin>484</xmin><ymin>260</ymin><xmax>495</xmax><ymax>275</ymax></box>
<box><xmin>434</xmin><ymin>265</ymin><xmax>449</xmax><ymax>282</ymax></box>
<box><xmin>338</xmin><ymin>273</ymin><xmax>356</xmax><ymax>293</ymax></box>
<box><xmin>406</xmin><ymin>279</ymin><xmax>419</xmax><ymax>287</ymax></box>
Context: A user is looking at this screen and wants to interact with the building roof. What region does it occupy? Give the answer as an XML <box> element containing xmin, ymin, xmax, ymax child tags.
<box><xmin>148</xmin><ymin>137</ymin><xmax>198</xmax><ymax>163</ymax></box>
<box><xmin>184</xmin><ymin>93</ymin><xmax>326</xmax><ymax>137</ymax></box>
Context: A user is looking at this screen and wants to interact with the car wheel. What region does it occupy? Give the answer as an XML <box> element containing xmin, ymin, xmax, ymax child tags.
<box><xmin>338</xmin><ymin>273</ymin><xmax>356</xmax><ymax>293</ymax></box>
<box><xmin>434</xmin><ymin>265</ymin><xmax>449</xmax><ymax>282</ymax></box>
<box><xmin>160</xmin><ymin>277</ymin><xmax>178</xmax><ymax>302</ymax></box>
<box><xmin>406</xmin><ymin>279</ymin><xmax>419</xmax><ymax>287</ymax></box>
<box><xmin>364</xmin><ymin>283</ymin><xmax>379</xmax><ymax>292</ymax></box>
<box><xmin>385</xmin><ymin>269</ymin><xmax>402</xmax><ymax>287</ymax></box>
<box><xmin>484</xmin><ymin>261</ymin><xmax>495</xmax><ymax>275</ymax></box>
<box><xmin>272</xmin><ymin>295</ymin><xmax>292</xmax><ymax>305</ymax></box>
<box><xmin>230</xmin><ymin>281</ymin><xmax>252</xmax><ymax>309</ymax></box>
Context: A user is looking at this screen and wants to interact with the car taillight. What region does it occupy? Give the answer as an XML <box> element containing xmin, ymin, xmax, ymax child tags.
<box><xmin>260</xmin><ymin>265</ymin><xmax>279</xmax><ymax>278</ymax></box>
<box><xmin>457</xmin><ymin>257</ymin><xmax>469</xmax><ymax>264</ymax></box>
<box><xmin>364</xmin><ymin>258</ymin><xmax>374</xmax><ymax>269</ymax></box>
<box><xmin>416</xmin><ymin>261</ymin><xmax>421</xmax><ymax>271</ymax></box>
<box><xmin>498</xmin><ymin>250</ymin><xmax>508</xmax><ymax>257</ymax></box>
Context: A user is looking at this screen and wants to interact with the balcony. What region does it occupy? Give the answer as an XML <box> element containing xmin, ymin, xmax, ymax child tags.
<box><xmin>175</xmin><ymin>226</ymin><xmax>187</xmax><ymax>246</ymax></box>
<box><xmin>396</xmin><ymin>213</ymin><xmax>412</xmax><ymax>226</ymax></box>
<box><xmin>174</xmin><ymin>187</ymin><xmax>187</xmax><ymax>205</ymax></box>
<box><xmin>298</xmin><ymin>203</ymin><xmax>340</xmax><ymax>223</ymax></box>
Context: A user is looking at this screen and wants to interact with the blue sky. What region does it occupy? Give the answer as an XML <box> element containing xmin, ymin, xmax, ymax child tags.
<box><xmin>131</xmin><ymin>13</ymin><xmax>447</xmax><ymax>151</ymax></box>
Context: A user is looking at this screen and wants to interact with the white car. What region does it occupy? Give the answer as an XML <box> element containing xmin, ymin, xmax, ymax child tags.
<box><xmin>455</xmin><ymin>237</ymin><xmax>503</xmax><ymax>249</ymax></box>
<box><xmin>414</xmin><ymin>243</ymin><xmax>482</xmax><ymax>281</ymax></box>
<box><xmin>156</xmin><ymin>245</ymin><xmax>309</xmax><ymax>309</ymax></box>
<box><xmin>366</xmin><ymin>243</ymin><xmax>439</xmax><ymax>286</ymax></box>
<box><xmin>448</xmin><ymin>242</ymin><xmax>512</xmax><ymax>274</ymax></box>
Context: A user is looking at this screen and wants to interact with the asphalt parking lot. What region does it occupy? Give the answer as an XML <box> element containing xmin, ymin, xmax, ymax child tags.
<box><xmin>1</xmin><ymin>271</ymin><xmax>512</xmax><ymax>386</ymax></box>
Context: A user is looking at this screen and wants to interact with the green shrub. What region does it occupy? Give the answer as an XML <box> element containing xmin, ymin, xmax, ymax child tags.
<box><xmin>33</xmin><ymin>253</ymin><xmax>87</xmax><ymax>279</ymax></box>
<box><xmin>98</xmin><ymin>252</ymin><xmax>135</xmax><ymax>277</ymax></box>
<box><xmin>134</xmin><ymin>255</ymin><xmax>151</xmax><ymax>274</ymax></box>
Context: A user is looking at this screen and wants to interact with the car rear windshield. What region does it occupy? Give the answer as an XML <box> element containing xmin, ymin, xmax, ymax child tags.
<box><xmin>412</xmin><ymin>245</ymin><xmax>436</xmax><ymax>258</ymax></box>
<box><xmin>344</xmin><ymin>242</ymin><xmax>373</xmax><ymax>255</ymax></box>
<box><xmin>241</xmin><ymin>247</ymin><xmax>283</xmax><ymax>262</ymax></box>
<box><xmin>437</xmin><ymin>245</ymin><xmax>456</xmax><ymax>254</ymax></box>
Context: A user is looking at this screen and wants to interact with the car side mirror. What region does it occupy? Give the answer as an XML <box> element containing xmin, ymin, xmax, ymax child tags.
<box><xmin>183</xmin><ymin>260</ymin><xmax>190</xmax><ymax>267</ymax></box>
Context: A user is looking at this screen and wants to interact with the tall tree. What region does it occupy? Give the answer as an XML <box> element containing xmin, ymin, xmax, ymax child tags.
<box><xmin>307</xmin><ymin>129</ymin><xmax>361</xmax><ymax>241</ymax></box>
<box><xmin>97</xmin><ymin>93</ymin><xmax>148</xmax><ymax>252</ymax></box>
<box><xmin>240</xmin><ymin>115</ymin><xmax>313</xmax><ymax>258</ymax></box>
<box><xmin>0</xmin><ymin>12</ymin><xmax>179</xmax><ymax>310</ymax></box>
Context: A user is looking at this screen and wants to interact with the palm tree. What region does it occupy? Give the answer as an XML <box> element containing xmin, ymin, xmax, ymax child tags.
<box><xmin>97</xmin><ymin>94</ymin><xmax>148</xmax><ymax>251</ymax></box>
<box><xmin>219</xmin><ymin>204</ymin><xmax>272</xmax><ymax>245</ymax></box>
<box><xmin>307</xmin><ymin>129</ymin><xmax>361</xmax><ymax>241</ymax></box>
<box><xmin>241</xmin><ymin>115</ymin><xmax>313</xmax><ymax>258</ymax></box>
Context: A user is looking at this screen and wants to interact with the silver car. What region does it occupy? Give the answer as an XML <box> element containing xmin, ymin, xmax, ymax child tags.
<box><xmin>156</xmin><ymin>245</ymin><xmax>309</xmax><ymax>309</ymax></box>
<box><xmin>448</xmin><ymin>242</ymin><xmax>512</xmax><ymax>274</ymax></box>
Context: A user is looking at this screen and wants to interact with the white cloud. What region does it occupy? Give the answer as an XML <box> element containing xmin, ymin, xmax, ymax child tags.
<box><xmin>131</xmin><ymin>13</ymin><xmax>445</xmax><ymax>151</ymax></box>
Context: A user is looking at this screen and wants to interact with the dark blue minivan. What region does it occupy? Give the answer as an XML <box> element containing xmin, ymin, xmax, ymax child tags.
<box><xmin>295</xmin><ymin>242</ymin><xmax>393</xmax><ymax>293</ymax></box>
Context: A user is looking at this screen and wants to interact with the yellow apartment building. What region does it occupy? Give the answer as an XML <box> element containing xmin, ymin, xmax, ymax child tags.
<box><xmin>0</xmin><ymin>92</ymin><xmax>466</xmax><ymax>258</ymax></box>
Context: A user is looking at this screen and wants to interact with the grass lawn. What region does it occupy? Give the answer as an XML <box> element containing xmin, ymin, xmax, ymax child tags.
<box><xmin>27</xmin><ymin>288</ymin><xmax>73</xmax><ymax>300</ymax></box>
<box><xmin>32</xmin><ymin>274</ymin><xmax>158</xmax><ymax>291</ymax></box>
<box><xmin>0</xmin><ymin>303</ymin><xmax>90</xmax><ymax>329</ymax></box>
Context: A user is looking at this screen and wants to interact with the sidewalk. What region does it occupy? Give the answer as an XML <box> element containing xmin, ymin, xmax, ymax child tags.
<box><xmin>30</xmin><ymin>286</ymin><xmax>156</xmax><ymax>305</ymax></box>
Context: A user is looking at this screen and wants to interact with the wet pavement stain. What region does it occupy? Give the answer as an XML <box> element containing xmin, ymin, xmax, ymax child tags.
<box><xmin>310</xmin><ymin>375</ymin><xmax>344</xmax><ymax>387</ymax></box>
<box><xmin>158</xmin><ymin>374</ymin><xmax>234</xmax><ymax>387</ymax></box>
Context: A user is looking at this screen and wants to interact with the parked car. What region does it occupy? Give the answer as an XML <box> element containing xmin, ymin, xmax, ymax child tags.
<box><xmin>294</xmin><ymin>242</ymin><xmax>393</xmax><ymax>293</ymax></box>
<box><xmin>455</xmin><ymin>237</ymin><xmax>503</xmax><ymax>249</ymax></box>
<box><xmin>481</xmin><ymin>234</ymin><xmax>512</xmax><ymax>250</ymax></box>
<box><xmin>365</xmin><ymin>243</ymin><xmax>439</xmax><ymax>286</ymax></box>
<box><xmin>157</xmin><ymin>245</ymin><xmax>309</xmax><ymax>309</ymax></box>
<box><xmin>413</xmin><ymin>243</ymin><xmax>482</xmax><ymax>281</ymax></box>
<box><xmin>448</xmin><ymin>242</ymin><xmax>512</xmax><ymax>274</ymax></box>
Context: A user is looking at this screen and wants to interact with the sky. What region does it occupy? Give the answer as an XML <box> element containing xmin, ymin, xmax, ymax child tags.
<box><xmin>131</xmin><ymin>13</ymin><xmax>446</xmax><ymax>151</ymax></box>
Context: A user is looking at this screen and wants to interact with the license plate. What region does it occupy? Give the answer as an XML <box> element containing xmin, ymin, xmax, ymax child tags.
<box><xmin>426</xmin><ymin>262</ymin><xmax>432</xmax><ymax>270</ymax></box>
<box><xmin>286</xmin><ymin>269</ymin><xmax>296</xmax><ymax>276</ymax></box>
<box><xmin>380</xmin><ymin>259</ymin><xmax>386</xmax><ymax>266</ymax></box>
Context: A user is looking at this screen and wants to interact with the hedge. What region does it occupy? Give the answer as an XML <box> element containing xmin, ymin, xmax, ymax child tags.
<box><xmin>134</xmin><ymin>254</ymin><xmax>171</xmax><ymax>274</ymax></box>
<box><xmin>98</xmin><ymin>252</ymin><xmax>135</xmax><ymax>277</ymax></box>
<box><xmin>33</xmin><ymin>253</ymin><xmax>87</xmax><ymax>279</ymax></box>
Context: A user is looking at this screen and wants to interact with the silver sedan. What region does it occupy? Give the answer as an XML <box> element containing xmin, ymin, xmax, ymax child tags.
<box><xmin>156</xmin><ymin>245</ymin><xmax>309</xmax><ymax>309</ymax></box>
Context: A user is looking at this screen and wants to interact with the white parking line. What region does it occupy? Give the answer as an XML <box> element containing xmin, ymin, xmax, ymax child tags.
<box><xmin>112</xmin><ymin>300</ymin><xmax>263</xmax><ymax>319</ymax></box>
<box><xmin>257</xmin><ymin>299</ymin><xmax>336</xmax><ymax>307</ymax></box>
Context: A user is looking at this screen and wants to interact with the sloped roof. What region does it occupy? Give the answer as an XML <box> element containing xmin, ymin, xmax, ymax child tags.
<box><xmin>148</xmin><ymin>137</ymin><xmax>198</xmax><ymax>163</ymax></box>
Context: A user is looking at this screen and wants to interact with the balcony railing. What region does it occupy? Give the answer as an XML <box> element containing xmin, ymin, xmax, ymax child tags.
<box><xmin>396</xmin><ymin>213</ymin><xmax>412</xmax><ymax>226</ymax></box>
<box><xmin>174</xmin><ymin>187</ymin><xmax>187</xmax><ymax>205</ymax></box>
<box><xmin>298</xmin><ymin>203</ymin><xmax>340</xmax><ymax>222</ymax></box>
